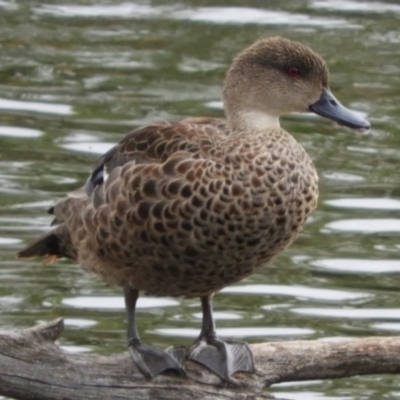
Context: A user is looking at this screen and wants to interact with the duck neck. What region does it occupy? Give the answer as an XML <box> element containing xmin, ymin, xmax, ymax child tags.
<box><xmin>228</xmin><ymin>109</ymin><xmax>281</xmax><ymax>134</ymax></box>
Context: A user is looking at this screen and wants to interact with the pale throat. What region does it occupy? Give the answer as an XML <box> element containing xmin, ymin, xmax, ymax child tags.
<box><xmin>233</xmin><ymin>110</ymin><xmax>281</xmax><ymax>132</ymax></box>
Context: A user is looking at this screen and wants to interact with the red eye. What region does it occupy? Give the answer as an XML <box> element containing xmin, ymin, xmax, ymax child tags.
<box><xmin>288</xmin><ymin>67</ymin><xmax>300</xmax><ymax>77</ymax></box>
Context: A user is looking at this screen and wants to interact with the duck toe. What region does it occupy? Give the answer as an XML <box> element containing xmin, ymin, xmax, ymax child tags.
<box><xmin>128</xmin><ymin>339</ymin><xmax>186</xmax><ymax>379</ymax></box>
<box><xmin>188</xmin><ymin>337</ymin><xmax>255</xmax><ymax>382</ymax></box>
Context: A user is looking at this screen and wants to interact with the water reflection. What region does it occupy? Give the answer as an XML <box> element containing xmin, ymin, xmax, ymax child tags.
<box><xmin>35</xmin><ymin>3</ymin><xmax>354</xmax><ymax>28</ymax></box>
<box><xmin>311</xmin><ymin>259</ymin><xmax>400</xmax><ymax>274</ymax></box>
<box><xmin>0</xmin><ymin>126</ymin><xmax>43</xmax><ymax>138</ymax></box>
<box><xmin>171</xmin><ymin>7</ymin><xmax>353</xmax><ymax>27</ymax></box>
<box><xmin>61</xmin><ymin>296</ymin><xmax>179</xmax><ymax>309</ymax></box>
<box><xmin>372</xmin><ymin>323</ymin><xmax>400</xmax><ymax>332</ymax></box>
<box><xmin>192</xmin><ymin>311</ymin><xmax>241</xmax><ymax>320</ymax></box>
<box><xmin>292</xmin><ymin>308</ymin><xmax>400</xmax><ymax>320</ymax></box>
<box><xmin>223</xmin><ymin>284</ymin><xmax>368</xmax><ymax>301</ymax></box>
<box><xmin>271</xmin><ymin>380</ymin><xmax>350</xmax><ymax>400</ymax></box>
<box><xmin>1</xmin><ymin>1</ymin><xmax>400</xmax><ymax>399</ymax></box>
<box><xmin>313</xmin><ymin>0</ymin><xmax>400</xmax><ymax>13</ymax></box>
<box><xmin>64</xmin><ymin>318</ymin><xmax>97</xmax><ymax>328</ymax></box>
<box><xmin>61</xmin><ymin>345</ymin><xmax>92</xmax><ymax>354</ymax></box>
<box><xmin>272</xmin><ymin>392</ymin><xmax>351</xmax><ymax>400</ymax></box>
<box><xmin>322</xmin><ymin>172</ymin><xmax>365</xmax><ymax>182</ymax></box>
<box><xmin>0</xmin><ymin>237</ymin><xmax>21</xmax><ymax>245</ymax></box>
<box><xmin>324</xmin><ymin>219</ymin><xmax>400</xmax><ymax>233</ymax></box>
<box><xmin>155</xmin><ymin>326</ymin><xmax>315</xmax><ymax>339</ymax></box>
<box><xmin>35</xmin><ymin>3</ymin><xmax>164</xmax><ymax>18</ymax></box>
<box><xmin>326</xmin><ymin>198</ymin><xmax>400</xmax><ymax>210</ymax></box>
<box><xmin>0</xmin><ymin>98</ymin><xmax>73</xmax><ymax>115</ymax></box>
<box><xmin>60</xmin><ymin>141</ymin><xmax>114</xmax><ymax>155</ymax></box>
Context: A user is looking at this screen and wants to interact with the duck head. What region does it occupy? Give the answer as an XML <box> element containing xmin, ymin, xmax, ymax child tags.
<box><xmin>223</xmin><ymin>36</ymin><xmax>370</xmax><ymax>132</ymax></box>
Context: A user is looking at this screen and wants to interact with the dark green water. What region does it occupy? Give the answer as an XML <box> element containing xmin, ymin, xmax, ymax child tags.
<box><xmin>1</xmin><ymin>1</ymin><xmax>400</xmax><ymax>399</ymax></box>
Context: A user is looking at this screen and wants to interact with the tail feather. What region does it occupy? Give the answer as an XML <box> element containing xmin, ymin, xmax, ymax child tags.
<box><xmin>17</xmin><ymin>232</ymin><xmax>67</xmax><ymax>260</ymax></box>
<box><xmin>18</xmin><ymin>193</ymin><xmax>85</xmax><ymax>262</ymax></box>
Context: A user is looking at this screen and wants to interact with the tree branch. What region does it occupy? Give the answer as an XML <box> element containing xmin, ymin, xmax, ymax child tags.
<box><xmin>0</xmin><ymin>319</ymin><xmax>399</xmax><ymax>400</ymax></box>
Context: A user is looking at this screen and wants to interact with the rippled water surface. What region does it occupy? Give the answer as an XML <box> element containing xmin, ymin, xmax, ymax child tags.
<box><xmin>1</xmin><ymin>1</ymin><xmax>400</xmax><ymax>399</ymax></box>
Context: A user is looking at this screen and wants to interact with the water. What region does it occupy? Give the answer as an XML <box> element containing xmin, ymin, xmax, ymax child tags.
<box><xmin>0</xmin><ymin>1</ymin><xmax>400</xmax><ymax>399</ymax></box>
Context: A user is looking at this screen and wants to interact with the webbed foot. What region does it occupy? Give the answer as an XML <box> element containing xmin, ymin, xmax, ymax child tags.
<box><xmin>188</xmin><ymin>336</ymin><xmax>255</xmax><ymax>381</ymax></box>
<box><xmin>128</xmin><ymin>338</ymin><xmax>186</xmax><ymax>379</ymax></box>
<box><xmin>189</xmin><ymin>295</ymin><xmax>255</xmax><ymax>382</ymax></box>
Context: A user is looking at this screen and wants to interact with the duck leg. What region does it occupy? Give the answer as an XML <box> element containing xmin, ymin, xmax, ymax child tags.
<box><xmin>188</xmin><ymin>295</ymin><xmax>255</xmax><ymax>381</ymax></box>
<box><xmin>124</xmin><ymin>285</ymin><xmax>186</xmax><ymax>379</ymax></box>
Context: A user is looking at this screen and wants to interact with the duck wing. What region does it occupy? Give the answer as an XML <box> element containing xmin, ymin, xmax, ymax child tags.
<box><xmin>17</xmin><ymin>118</ymin><xmax>229</xmax><ymax>262</ymax></box>
<box><xmin>86</xmin><ymin>118</ymin><xmax>229</xmax><ymax>195</ymax></box>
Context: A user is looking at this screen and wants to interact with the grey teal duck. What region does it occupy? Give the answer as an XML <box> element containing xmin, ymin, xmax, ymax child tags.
<box><xmin>18</xmin><ymin>37</ymin><xmax>370</xmax><ymax>381</ymax></box>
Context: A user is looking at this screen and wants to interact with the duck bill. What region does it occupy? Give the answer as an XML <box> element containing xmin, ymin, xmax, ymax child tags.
<box><xmin>309</xmin><ymin>88</ymin><xmax>370</xmax><ymax>131</ymax></box>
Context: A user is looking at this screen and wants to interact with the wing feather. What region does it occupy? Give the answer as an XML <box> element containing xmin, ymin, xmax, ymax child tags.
<box><xmin>85</xmin><ymin>119</ymin><xmax>228</xmax><ymax>195</ymax></box>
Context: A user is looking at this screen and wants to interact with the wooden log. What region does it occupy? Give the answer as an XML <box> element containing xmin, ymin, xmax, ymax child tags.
<box><xmin>0</xmin><ymin>319</ymin><xmax>399</xmax><ymax>400</ymax></box>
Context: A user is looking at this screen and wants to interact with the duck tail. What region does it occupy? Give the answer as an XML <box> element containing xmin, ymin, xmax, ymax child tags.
<box><xmin>17</xmin><ymin>232</ymin><xmax>68</xmax><ymax>264</ymax></box>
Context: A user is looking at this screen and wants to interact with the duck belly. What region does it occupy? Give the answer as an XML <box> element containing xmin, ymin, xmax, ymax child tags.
<box><xmin>77</xmin><ymin>191</ymin><xmax>315</xmax><ymax>298</ymax></box>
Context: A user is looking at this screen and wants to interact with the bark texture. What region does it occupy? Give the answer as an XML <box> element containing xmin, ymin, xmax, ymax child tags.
<box><xmin>0</xmin><ymin>319</ymin><xmax>399</xmax><ymax>400</ymax></box>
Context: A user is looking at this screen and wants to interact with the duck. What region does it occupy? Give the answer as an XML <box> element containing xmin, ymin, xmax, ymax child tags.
<box><xmin>17</xmin><ymin>37</ymin><xmax>370</xmax><ymax>382</ymax></box>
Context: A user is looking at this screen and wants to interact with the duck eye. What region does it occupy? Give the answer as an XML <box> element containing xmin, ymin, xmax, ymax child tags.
<box><xmin>288</xmin><ymin>67</ymin><xmax>300</xmax><ymax>77</ymax></box>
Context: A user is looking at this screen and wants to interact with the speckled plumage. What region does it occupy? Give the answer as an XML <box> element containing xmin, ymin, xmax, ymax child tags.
<box><xmin>50</xmin><ymin>116</ymin><xmax>318</xmax><ymax>297</ymax></box>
